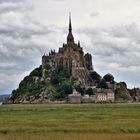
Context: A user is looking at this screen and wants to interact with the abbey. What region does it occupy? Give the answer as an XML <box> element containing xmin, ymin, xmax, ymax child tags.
<box><xmin>5</xmin><ymin>15</ymin><xmax>139</xmax><ymax>104</ymax></box>
<box><xmin>42</xmin><ymin>15</ymin><xmax>93</xmax><ymax>86</ymax></box>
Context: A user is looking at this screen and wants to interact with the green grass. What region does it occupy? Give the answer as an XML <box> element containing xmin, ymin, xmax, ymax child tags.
<box><xmin>0</xmin><ymin>103</ymin><xmax>140</xmax><ymax>139</ymax></box>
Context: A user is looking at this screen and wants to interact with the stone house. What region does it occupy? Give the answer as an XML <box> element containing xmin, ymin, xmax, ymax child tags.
<box><xmin>95</xmin><ymin>89</ymin><xmax>115</xmax><ymax>103</ymax></box>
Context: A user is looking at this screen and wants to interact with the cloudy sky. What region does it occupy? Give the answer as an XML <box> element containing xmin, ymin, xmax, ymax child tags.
<box><xmin>1</xmin><ymin>0</ymin><xmax>140</xmax><ymax>95</ymax></box>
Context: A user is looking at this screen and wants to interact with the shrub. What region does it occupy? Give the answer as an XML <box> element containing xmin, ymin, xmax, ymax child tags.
<box><xmin>75</xmin><ymin>85</ymin><xmax>85</xmax><ymax>96</ymax></box>
<box><xmin>98</xmin><ymin>79</ymin><xmax>108</xmax><ymax>89</ymax></box>
<box><xmin>103</xmin><ymin>73</ymin><xmax>114</xmax><ymax>82</ymax></box>
<box><xmin>30</xmin><ymin>65</ymin><xmax>42</xmax><ymax>77</ymax></box>
<box><xmin>86</xmin><ymin>88</ymin><xmax>94</xmax><ymax>96</ymax></box>
<box><xmin>90</xmin><ymin>71</ymin><xmax>101</xmax><ymax>83</ymax></box>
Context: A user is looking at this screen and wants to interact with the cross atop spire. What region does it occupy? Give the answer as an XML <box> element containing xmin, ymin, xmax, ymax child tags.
<box><xmin>69</xmin><ymin>12</ymin><xmax>72</xmax><ymax>33</ymax></box>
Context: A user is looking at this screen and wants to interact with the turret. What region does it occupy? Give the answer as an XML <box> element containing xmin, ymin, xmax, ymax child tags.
<box><xmin>42</xmin><ymin>54</ymin><xmax>46</xmax><ymax>68</ymax></box>
<box><xmin>85</xmin><ymin>53</ymin><xmax>93</xmax><ymax>71</ymax></box>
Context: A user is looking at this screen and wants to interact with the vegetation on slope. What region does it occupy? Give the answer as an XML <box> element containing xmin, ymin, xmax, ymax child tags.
<box><xmin>9</xmin><ymin>65</ymin><xmax>134</xmax><ymax>103</ymax></box>
<box><xmin>10</xmin><ymin>66</ymin><xmax>74</xmax><ymax>102</ymax></box>
<box><xmin>115</xmin><ymin>82</ymin><xmax>132</xmax><ymax>101</ymax></box>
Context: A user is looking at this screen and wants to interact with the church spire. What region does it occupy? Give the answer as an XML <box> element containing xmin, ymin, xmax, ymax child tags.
<box><xmin>69</xmin><ymin>12</ymin><xmax>72</xmax><ymax>33</ymax></box>
<box><xmin>78</xmin><ymin>41</ymin><xmax>80</xmax><ymax>47</ymax></box>
<box><xmin>67</xmin><ymin>13</ymin><xmax>74</xmax><ymax>44</ymax></box>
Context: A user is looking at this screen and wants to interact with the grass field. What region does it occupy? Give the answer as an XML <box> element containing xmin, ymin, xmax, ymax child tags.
<box><xmin>0</xmin><ymin>103</ymin><xmax>140</xmax><ymax>140</ymax></box>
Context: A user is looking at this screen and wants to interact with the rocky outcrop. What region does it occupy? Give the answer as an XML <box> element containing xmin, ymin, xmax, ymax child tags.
<box><xmin>129</xmin><ymin>88</ymin><xmax>140</xmax><ymax>102</ymax></box>
<box><xmin>115</xmin><ymin>82</ymin><xmax>132</xmax><ymax>102</ymax></box>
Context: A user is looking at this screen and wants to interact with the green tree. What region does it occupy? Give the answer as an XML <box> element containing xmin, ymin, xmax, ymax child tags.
<box><xmin>103</xmin><ymin>73</ymin><xmax>114</xmax><ymax>83</ymax></box>
<box><xmin>50</xmin><ymin>72</ymin><xmax>60</xmax><ymax>85</ymax></box>
<box><xmin>90</xmin><ymin>71</ymin><xmax>101</xmax><ymax>83</ymax></box>
<box><xmin>98</xmin><ymin>79</ymin><xmax>108</xmax><ymax>89</ymax></box>
<box><xmin>30</xmin><ymin>65</ymin><xmax>42</xmax><ymax>77</ymax></box>
<box><xmin>75</xmin><ymin>85</ymin><xmax>85</xmax><ymax>96</ymax></box>
<box><xmin>86</xmin><ymin>88</ymin><xmax>94</xmax><ymax>96</ymax></box>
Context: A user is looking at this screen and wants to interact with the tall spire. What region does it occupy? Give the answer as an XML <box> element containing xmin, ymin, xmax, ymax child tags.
<box><xmin>67</xmin><ymin>13</ymin><xmax>74</xmax><ymax>43</ymax></box>
<box><xmin>69</xmin><ymin>12</ymin><xmax>72</xmax><ymax>33</ymax></box>
<box><xmin>78</xmin><ymin>41</ymin><xmax>80</xmax><ymax>47</ymax></box>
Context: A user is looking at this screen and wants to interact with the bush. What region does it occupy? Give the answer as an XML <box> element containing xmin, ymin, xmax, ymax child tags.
<box><xmin>103</xmin><ymin>73</ymin><xmax>114</xmax><ymax>82</ymax></box>
<box><xmin>98</xmin><ymin>79</ymin><xmax>108</xmax><ymax>89</ymax></box>
<box><xmin>58</xmin><ymin>84</ymin><xmax>73</xmax><ymax>95</ymax></box>
<box><xmin>30</xmin><ymin>65</ymin><xmax>42</xmax><ymax>77</ymax></box>
<box><xmin>90</xmin><ymin>71</ymin><xmax>101</xmax><ymax>83</ymax></box>
<box><xmin>75</xmin><ymin>85</ymin><xmax>85</xmax><ymax>96</ymax></box>
<box><xmin>50</xmin><ymin>72</ymin><xmax>60</xmax><ymax>85</ymax></box>
<box><xmin>86</xmin><ymin>88</ymin><xmax>94</xmax><ymax>96</ymax></box>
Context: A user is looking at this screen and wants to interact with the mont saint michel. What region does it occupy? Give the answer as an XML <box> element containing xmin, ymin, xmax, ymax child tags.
<box><xmin>4</xmin><ymin>15</ymin><xmax>140</xmax><ymax>104</ymax></box>
<box><xmin>1</xmin><ymin>1</ymin><xmax>140</xmax><ymax>140</ymax></box>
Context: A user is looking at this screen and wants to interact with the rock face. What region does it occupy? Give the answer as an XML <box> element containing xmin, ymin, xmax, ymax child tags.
<box><xmin>129</xmin><ymin>88</ymin><xmax>140</xmax><ymax>102</ymax></box>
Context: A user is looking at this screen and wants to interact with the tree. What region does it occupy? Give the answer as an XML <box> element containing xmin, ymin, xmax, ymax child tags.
<box><xmin>75</xmin><ymin>85</ymin><xmax>85</xmax><ymax>96</ymax></box>
<box><xmin>11</xmin><ymin>90</ymin><xmax>17</xmax><ymax>101</ymax></box>
<box><xmin>30</xmin><ymin>65</ymin><xmax>42</xmax><ymax>77</ymax></box>
<box><xmin>86</xmin><ymin>88</ymin><xmax>94</xmax><ymax>96</ymax></box>
<box><xmin>50</xmin><ymin>73</ymin><xmax>60</xmax><ymax>85</ymax></box>
<box><xmin>58</xmin><ymin>84</ymin><xmax>73</xmax><ymax>95</ymax></box>
<box><xmin>90</xmin><ymin>71</ymin><xmax>101</xmax><ymax>83</ymax></box>
<box><xmin>98</xmin><ymin>79</ymin><xmax>108</xmax><ymax>89</ymax></box>
<box><xmin>103</xmin><ymin>73</ymin><xmax>114</xmax><ymax>83</ymax></box>
<box><xmin>50</xmin><ymin>83</ymin><xmax>73</xmax><ymax>101</ymax></box>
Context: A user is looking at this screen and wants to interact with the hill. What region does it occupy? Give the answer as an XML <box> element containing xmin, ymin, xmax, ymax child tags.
<box><xmin>5</xmin><ymin>65</ymin><xmax>137</xmax><ymax>104</ymax></box>
<box><xmin>7</xmin><ymin>66</ymin><xmax>74</xmax><ymax>104</ymax></box>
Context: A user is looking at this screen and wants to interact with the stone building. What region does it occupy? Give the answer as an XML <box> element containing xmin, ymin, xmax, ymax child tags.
<box><xmin>95</xmin><ymin>89</ymin><xmax>115</xmax><ymax>103</ymax></box>
<box><xmin>68</xmin><ymin>88</ymin><xmax>115</xmax><ymax>104</ymax></box>
<box><xmin>82</xmin><ymin>95</ymin><xmax>96</xmax><ymax>103</ymax></box>
<box><xmin>68</xmin><ymin>89</ymin><xmax>82</xmax><ymax>103</ymax></box>
<box><xmin>42</xmin><ymin>14</ymin><xmax>93</xmax><ymax>86</ymax></box>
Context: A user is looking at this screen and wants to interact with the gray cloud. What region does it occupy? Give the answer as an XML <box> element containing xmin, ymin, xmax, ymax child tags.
<box><xmin>0</xmin><ymin>0</ymin><xmax>26</xmax><ymax>4</ymax></box>
<box><xmin>1</xmin><ymin>0</ymin><xmax>140</xmax><ymax>95</ymax></box>
<box><xmin>0</xmin><ymin>0</ymin><xmax>53</xmax><ymax>94</ymax></box>
<box><xmin>0</xmin><ymin>2</ymin><xmax>29</xmax><ymax>14</ymax></box>
<box><xmin>75</xmin><ymin>24</ymin><xmax>140</xmax><ymax>87</ymax></box>
<box><xmin>90</xmin><ymin>12</ymin><xmax>99</xmax><ymax>17</ymax></box>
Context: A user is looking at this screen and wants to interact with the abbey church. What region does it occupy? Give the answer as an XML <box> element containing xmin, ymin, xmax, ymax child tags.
<box><xmin>42</xmin><ymin>15</ymin><xmax>93</xmax><ymax>86</ymax></box>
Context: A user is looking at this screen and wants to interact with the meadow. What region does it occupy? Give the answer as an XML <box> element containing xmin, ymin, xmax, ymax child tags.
<box><xmin>0</xmin><ymin>103</ymin><xmax>140</xmax><ymax>140</ymax></box>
